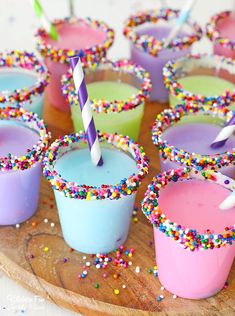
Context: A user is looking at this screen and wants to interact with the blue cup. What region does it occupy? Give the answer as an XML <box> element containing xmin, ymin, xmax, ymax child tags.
<box><xmin>43</xmin><ymin>132</ymin><xmax>149</xmax><ymax>254</ymax></box>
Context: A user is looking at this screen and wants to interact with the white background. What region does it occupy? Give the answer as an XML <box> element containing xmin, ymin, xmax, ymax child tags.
<box><xmin>0</xmin><ymin>0</ymin><xmax>234</xmax><ymax>315</ymax></box>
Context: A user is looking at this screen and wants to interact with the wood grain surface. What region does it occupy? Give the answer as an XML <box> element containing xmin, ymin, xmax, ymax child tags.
<box><xmin>0</xmin><ymin>99</ymin><xmax>234</xmax><ymax>316</ymax></box>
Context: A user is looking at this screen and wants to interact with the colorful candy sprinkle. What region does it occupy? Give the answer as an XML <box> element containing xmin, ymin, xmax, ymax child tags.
<box><xmin>43</xmin><ymin>132</ymin><xmax>149</xmax><ymax>200</ymax></box>
<box><xmin>35</xmin><ymin>17</ymin><xmax>114</xmax><ymax>64</ymax></box>
<box><xmin>142</xmin><ymin>168</ymin><xmax>235</xmax><ymax>251</ymax></box>
<box><xmin>163</xmin><ymin>54</ymin><xmax>235</xmax><ymax>107</ymax></box>
<box><xmin>152</xmin><ymin>104</ymin><xmax>235</xmax><ymax>172</ymax></box>
<box><xmin>206</xmin><ymin>11</ymin><xmax>235</xmax><ymax>50</ymax></box>
<box><xmin>0</xmin><ymin>107</ymin><xmax>50</xmax><ymax>172</ymax></box>
<box><xmin>0</xmin><ymin>51</ymin><xmax>49</xmax><ymax>106</ymax></box>
<box><xmin>123</xmin><ymin>9</ymin><xmax>202</xmax><ymax>57</ymax></box>
<box><xmin>61</xmin><ymin>59</ymin><xmax>152</xmax><ymax>114</ymax></box>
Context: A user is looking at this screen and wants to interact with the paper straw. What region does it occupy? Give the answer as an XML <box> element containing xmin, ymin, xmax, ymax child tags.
<box><xmin>164</xmin><ymin>0</ymin><xmax>197</xmax><ymax>48</ymax></box>
<box><xmin>211</xmin><ymin>114</ymin><xmax>235</xmax><ymax>149</ymax></box>
<box><xmin>70</xmin><ymin>56</ymin><xmax>103</xmax><ymax>166</ymax></box>
<box><xmin>30</xmin><ymin>0</ymin><xmax>59</xmax><ymax>41</ymax></box>
<box><xmin>69</xmin><ymin>0</ymin><xmax>75</xmax><ymax>17</ymax></box>
<box><xmin>219</xmin><ymin>190</ymin><xmax>235</xmax><ymax>210</ymax></box>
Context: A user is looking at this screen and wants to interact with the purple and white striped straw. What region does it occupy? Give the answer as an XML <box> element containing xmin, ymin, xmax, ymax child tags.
<box><xmin>211</xmin><ymin>114</ymin><xmax>235</xmax><ymax>149</ymax></box>
<box><xmin>70</xmin><ymin>56</ymin><xmax>103</xmax><ymax>166</ymax></box>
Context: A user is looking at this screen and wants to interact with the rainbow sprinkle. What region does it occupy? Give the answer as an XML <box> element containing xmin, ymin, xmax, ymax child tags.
<box><xmin>142</xmin><ymin>168</ymin><xmax>235</xmax><ymax>251</ymax></box>
<box><xmin>152</xmin><ymin>104</ymin><xmax>235</xmax><ymax>171</ymax></box>
<box><xmin>0</xmin><ymin>51</ymin><xmax>49</xmax><ymax>105</ymax></box>
<box><xmin>0</xmin><ymin>107</ymin><xmax>50</xmax><ymax>171</ymax></box>
<box><xmin>206</xmin><ymin>11</ymin><xmax>235</xmax><ymax>50</ymax></box>
<box><xmin>43</xmin><ymin>131</ymin><xmax>149</xmax><ymax>200</ymax></box>
<box><xmin>76</xmin><ymin>244</ymin><xmax>136</xmax><ymax>281</ymax></box>
<box><xmin>163</xmin><ymin>53</ymin><xmax>235</xmax><ymax>107</ymax></box>
<box><xmin>35</xmin><ymin>17</ymin><xmax>115</xmax><ymax>64</ymax></box>
<box><xmin>123</xmin><ymin>8</ymin><xmax>202</xmax><ymax>57</ymax></box>
<box><xmin>61</xmin><ymin>59</ymin><xmax>152</xmax><ymax>114</ymax></box>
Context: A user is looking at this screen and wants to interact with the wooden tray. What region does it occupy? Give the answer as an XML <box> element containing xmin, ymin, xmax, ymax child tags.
<box><xmin>0</xmin><ymin>100</ymin><xmax>234</xmax><ymax>316</ymax></box>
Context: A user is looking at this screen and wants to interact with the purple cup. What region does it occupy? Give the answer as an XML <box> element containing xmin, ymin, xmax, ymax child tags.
<box><xmin>0</xmin><ymin>108</ymin><xmax>50</xmax><ymax>225</ymax></box>
<box><xmin>123</xmin><ymin>8</ymin><xmax>203</xmax><ymax>103</ymax></box>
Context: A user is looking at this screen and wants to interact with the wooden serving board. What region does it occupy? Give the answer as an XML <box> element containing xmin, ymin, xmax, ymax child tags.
<box><xmin>0</xmin><ymin>100</ymin><xmax>234</xmax><ymax>316</ymax></box>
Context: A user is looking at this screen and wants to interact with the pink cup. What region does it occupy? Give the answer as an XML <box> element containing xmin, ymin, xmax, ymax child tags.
<box><xmin>35</xmin><ymin>17</ymin><xmax>115</xmax><ymax>112</ymax></box>
<box><xmin>142</xmin><ymin>168</ymin><xmax>235</xmax><ymax>299</ymax></box>
<box><xmin>206</xmin><ymin>11</ymin><xmax>235</xmax><ymax>59</ymax></box>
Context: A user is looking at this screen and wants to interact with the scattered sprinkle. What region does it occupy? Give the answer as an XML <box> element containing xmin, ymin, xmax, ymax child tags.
<box><xmin>135</xmin><ymin>266</ymin><xmax>140</xmax><ymax>273</ymax></box>
<box><xmin>43</xmin><ymin>246</ymin><xmax>49</xmax><ymax>252</ymax></box>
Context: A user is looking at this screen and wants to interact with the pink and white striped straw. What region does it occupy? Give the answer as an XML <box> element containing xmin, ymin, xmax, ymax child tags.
<box><xmin>70</xmin><ymin>56</ymin><xmax>103</xmax><ymax>166</ymax></box>
<box><xmin>211</xmin><ymin>114</ymin><xmax>235</xmax><ymax>149</ymax></box>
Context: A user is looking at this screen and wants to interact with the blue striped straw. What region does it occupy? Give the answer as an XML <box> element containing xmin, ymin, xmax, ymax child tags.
<box><xmin>164</xmin><ymin>0</ymin><xmax>197</xmax><ymax>48</ymax></box>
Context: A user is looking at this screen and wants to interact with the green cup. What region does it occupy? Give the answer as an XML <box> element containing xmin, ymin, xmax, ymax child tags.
<box><xmin>61</xmin><ymin>59</ymin><xmax>152</xmax><ymax>140</ymax></box>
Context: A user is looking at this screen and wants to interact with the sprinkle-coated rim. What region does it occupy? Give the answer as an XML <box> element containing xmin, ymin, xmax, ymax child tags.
<box><xmin>43</xmin><ymin>131</ymin><xmax>149</xmax><ymax>200</ymax></box>
<box><xmin>123</xmin><ymin>8</ymin><xmax>203</xmax><ymax>57</ymax></box>
<box><xmin>35</xmin><ymin>17</ymin><xmax>115</xmax><ymax>64</ymax></box>
<box><xmin>152</xmin><ymin>103</ymin><xmax>235</xmax><ymax>171</ymax></box>
<box><xmin>61</xmin><ymin>58</ymin><xmax>152</xmax><ymax>114</ymax></box>
<box><xmin>0</xmin><ymin>51</ymin><xmax>49</xmax><ymax>105</ymax></box>
<box><xmin>206</xmin><ymin>11</ymin><xmax>235</xmax><ymax>50</ymax></box>
<box><xmin>142</xmin><ymin>168</ymin><xmax>235</xmax><ymax>251</ymax></box>
<box><xmin>163</xmin><ymin>53</ymin><xmax>235</xmax><ymax>107</ymax></box>
<box><xmin>0</xmin><ymin>107</ymin><xmax>50</xmax><ymax>172</ymax></box>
